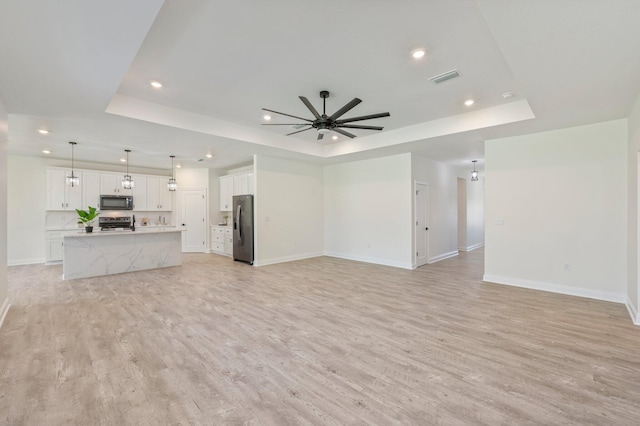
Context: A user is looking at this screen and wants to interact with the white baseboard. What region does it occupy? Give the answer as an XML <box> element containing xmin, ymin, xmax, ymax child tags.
<box><xmin>0</xmin><ymin>298</ymin><xmax>10</xmax><ymax>330</ymax></box>
<box><xmin>254</xmin><ymin>251</ymin><xmax>324</xmax><ymax>267</ymax></box>
<box><xmin>483</xmin><ymin>274</ymin><xmax>627</xmax><ymax>304</ymax></box>
<box><xmin>323</xmin><ymin>251</ymin><xmax>413</xmax><ymax>270</ymax></box>
<box><xmin>626</xmin><ymin>296</ymin><xmax>640</xmax><ymax>325</ymax></box>
<box><xmin>428</xmin><ymin>250</ymin><xmax>459</xmax><ymax>264</ymax></box>
<box><xmin>8</xmin><ymin>257</ymin><xmax>45</xmax><ymax>266</ymax></box>
<box><xmin>459</xmin><ymin>242</ymin><xmax>484</xmax><ymax>252</ymax></box>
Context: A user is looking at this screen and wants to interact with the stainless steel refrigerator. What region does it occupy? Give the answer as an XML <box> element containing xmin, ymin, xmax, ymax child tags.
<box><xmin>232</xmin><ymin>194</ymin><xmax>254</xmax><ymax>265</ymax></box>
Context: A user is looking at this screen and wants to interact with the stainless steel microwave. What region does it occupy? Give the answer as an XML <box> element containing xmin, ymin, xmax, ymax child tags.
<box><xmin>100</xmin><ymin>195</ymin><xmax>134</xmax><ymax>210</ymax></box>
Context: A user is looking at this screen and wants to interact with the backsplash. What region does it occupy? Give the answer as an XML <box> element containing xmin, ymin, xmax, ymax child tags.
<box><xmin>45</xmin><ymin>211</ymin><xmax>174</xmax><ymax>229</ymax></box>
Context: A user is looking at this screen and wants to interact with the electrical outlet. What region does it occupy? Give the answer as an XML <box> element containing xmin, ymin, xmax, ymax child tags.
<box><xmin>562</xmin><ymin>263</ymin><xmax>571</xmax><ymax>271</ymax></box>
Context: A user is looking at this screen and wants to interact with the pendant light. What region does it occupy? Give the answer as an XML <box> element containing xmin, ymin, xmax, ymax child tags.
<box><xmin>66</xmin><ymin>141</ymin><xmax>80</xmax><ymax>187</ymax></box>
<box><xmin>470</xmin><ymin>160</ymin><xmax>479</xmax><ymax>181</ymax></box>
<box><xmin>121</xmin><ymin>149</ymin><xmax>134</xmax><ymax>189</ymax></box>
<box><xmin>167</xmin><ymin>155</ymin><xmax>177</xmax><ymax>191</ymax></box>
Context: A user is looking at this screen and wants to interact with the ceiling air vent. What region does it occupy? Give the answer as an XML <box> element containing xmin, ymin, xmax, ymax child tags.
<box><xmin>428</xmin><ymin>69</ymin><xmax>460</xmax><ymax>84</ymax></box>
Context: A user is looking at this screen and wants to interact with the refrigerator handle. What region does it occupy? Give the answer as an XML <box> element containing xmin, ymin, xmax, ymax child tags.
<box><xmin>235</xmin><ymin>203</ymin><xmax>242</xmax><ymax>243</ymax></box>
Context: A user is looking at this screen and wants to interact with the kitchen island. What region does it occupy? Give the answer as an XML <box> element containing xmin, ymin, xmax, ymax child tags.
<box><xmin>63</xmin><ymin>228</ymin><xmax>184</xmax><ymax>280</ymax></box>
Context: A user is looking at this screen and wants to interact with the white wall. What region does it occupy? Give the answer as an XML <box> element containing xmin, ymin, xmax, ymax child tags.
<box><xmin>484</xmin><ymin>119</ymin><xmax>628</xmax><ymax>303</ymax></box>
<box><xmin>324</xmin><ymin>153</ymin><xmax>413</xmax><ymax>269</ymax></box>
<box><xmin>628</xmin><ymin>92</ymin><xmax>640</xmax><ymax>323</ymax></box>
<box><xmin>254</xmin><ymin>155</ymin><xmax>324</xmax><ymax>266</ymax></box>
<box><xmin>412</xmin><ymin>154</ymin><xmax>459</xmax><ymax>263</ymax></box>
<box><xmin>8</xmin><ymin>156</ymin><xmax>47</xmax><ymax>264</ymax></box>
<box><xmin>0</xmin><ymin>98</ymin><xmax>8</xmax><ymax>326</ymax></box>
<box><xmin>466</xmin><ymin>175</ymin><xmax>485</xmax><ymax>250</ymax></box>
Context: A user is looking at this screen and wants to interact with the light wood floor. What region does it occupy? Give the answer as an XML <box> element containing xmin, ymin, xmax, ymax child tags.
<box><xmin>1</xmin><ymin>249</ymin><xmax>639</xmax><ymax>425</ymax></box>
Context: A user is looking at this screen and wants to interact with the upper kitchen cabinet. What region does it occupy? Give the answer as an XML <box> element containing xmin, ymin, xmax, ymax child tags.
<box><xmin>46</xmin><ymin>169</ymin><xmax>83</xmax><ymax>211</ymax></box>
<box><xmin>219</xmin><ymin>175</ymin><xmax>234</xmax><ymax>211</ymax></box>
<box><xmin>82</xmin><ymin>171</ymin><xmax>101</xmax><ymax>209</ymax></box>
<box><xmin>100</xmin><ymin>173</ymin><xmax>132</xmax><ymax>195</ymax></box>
<box><xmin>220</xmin><ymin>172</ymin><xmax>253</xmax><ymax>212</ymax></box>
<box><xmin>147</xmin><ymin>176</ymin><xmax>173</xmax><ymax>211</ymax></box>
<box><xmin>132</xmin><ymin>175</ymin><xmax>148</xmax><ymax>211</ymax></box>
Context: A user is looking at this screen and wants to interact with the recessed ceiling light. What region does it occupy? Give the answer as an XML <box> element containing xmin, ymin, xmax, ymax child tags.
<box><xmin>120</xmin><ymin>158</ymin><xmax>126</xmax><ymax>163</ymax></box>
<box><xmin>150</xmin><ymin>81</ymin><xmax>162</xmax><ymax>89</ymax></box>
<box><xmin>38</xmin><ymin>129</ymin><xmax>49</xmax><ymax>135</ymax></box>
<box><xmin>502</xmin><ymin>91</ymin><xmax>515</xmax><ymax>99</ymax></box>
<box><xmin>412</xmin><ymin>49</ymin><xmax>426</xmax><ymax>59</ymax></box>
<box><xmin>464</xmin><ymin>99</ymin><xmax>475</xmax><ymax>106</ymax></box>
<box><xmin>176</xmin><ymin>164</ymin><xmax>182</xmax><ymax>168</ymax></box>
<box><xmin>263</xmin><ymin>114</ymin><xmax>271</xmax><ymax>121</ymax></box>
<box><xmin>332</xmin><ymin>135</ymin><xmax>338</xmax><ymax>140</ymax></box>
<box><xmin>42</xmin><ymin>149</ymin><xmax>51</xmax><ymax>154</ymax></box>
<box><xmin>206</xmin><ymin>153</ymin><xmax>213</xmax><ymax>158</ymax></box>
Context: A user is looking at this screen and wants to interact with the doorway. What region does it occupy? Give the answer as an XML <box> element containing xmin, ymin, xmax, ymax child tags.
<box><xmin>415</xmin><ymin>182</ymin><xmax>429</xmax><ymax>267</ymax></box>
<box><xmin>180</xmin><ymin>189</ymin><xmax>206</xmax><ymax>252</ymax></box>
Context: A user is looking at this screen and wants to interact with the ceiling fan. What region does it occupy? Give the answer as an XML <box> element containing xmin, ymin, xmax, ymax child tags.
<box><xmin>262</xmin><ymin>90</ymin><xmax>390</xmax><ymax>140</ymax></box>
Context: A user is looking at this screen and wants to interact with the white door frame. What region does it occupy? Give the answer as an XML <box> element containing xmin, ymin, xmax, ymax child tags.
<box><xmin>415</xmin><ymin>181</ymin><xmax>429</xmax><ymax>267</ymax></box>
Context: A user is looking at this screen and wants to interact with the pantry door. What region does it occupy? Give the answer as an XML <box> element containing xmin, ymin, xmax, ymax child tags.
<box><xmin>181</xmin><ymin>190</ymin><xmax>206</xmax><ymax>252</ymax></box>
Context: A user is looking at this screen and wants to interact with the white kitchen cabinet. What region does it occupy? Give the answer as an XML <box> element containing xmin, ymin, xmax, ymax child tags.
<box><xmin>82</xmin><ymin>171</ymin><xmax>101</xmax><ymax>209</ymax></box>
<box><xmin>132</xmin><ymin>175</ymin><xmax>148</xmax><ymax>211</ymax></box>
<box><xmin>45</xmin><ymin>229</ymin><xmax>78</xmax><ymax>263</ymax></box>
<box><xmin>220</xmin><ymin>172</ymin><xmax>253</xmax><ymax>212</ymax></box>
<box><xmin>147</xmin><ymin>177</ymin><xmax>173</xmax><ymax>211</ymax></box>
<box><xmin>224</xmin><ymin>228</ymin><xmax>233</xmax><ymax>255</ymax></box>
<box><xmin>219</xmin><ymin>175</ymin><xmax>234</xmax><ymax>211</ymax></box>
<box><xmin>100</xmin><ymin>173</ymin><xmax>130</xmax><ymax>195</ymax></box>
<box><xmin>211</xmin><ymin>226</ymin><xmax>233</xmax><ymax>255</ymax></box>
<box><xmin>46</xmin><ymin>169</ymin><xmax>83</xmax><ymax>211</ymax></box>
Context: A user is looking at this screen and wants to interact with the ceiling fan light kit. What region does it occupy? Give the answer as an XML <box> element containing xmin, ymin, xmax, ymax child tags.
<box><xmin>262</xmin><ymin>90</ymin><xmax>390</xmax><ymax>141</ymax></box>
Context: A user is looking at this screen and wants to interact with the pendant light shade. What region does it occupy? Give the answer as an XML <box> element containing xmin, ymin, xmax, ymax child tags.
<box><xmin>121</xmin><ymin>149</ymin><xmax>134</xmax><ymax>189</ymax></box>
<box><xmin>167</xmin><ymin>155</ymin><xmax>177</xmax><ymax>191</ymax></box>
<box><xmin>66</xmin><ymin>141</ymin><xmax>80</xmax><ymax>187</ymax></box>
<box><xmin>470</xmin><ymin>160</ymin><xmax>479</xmax><ymax>181</ymax></box>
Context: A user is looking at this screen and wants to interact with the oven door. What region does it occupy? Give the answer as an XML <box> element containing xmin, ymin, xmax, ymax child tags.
<box><xmin>100</xmin><ymin>195</ymin><xmax>133</xmax><ymax>210</ymax></box>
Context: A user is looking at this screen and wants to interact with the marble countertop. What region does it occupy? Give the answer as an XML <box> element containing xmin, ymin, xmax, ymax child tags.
<box><xmin>46</xmin><ymin>225</ymin><xmax>176</xmax><ymax>231</ymax></box>
<box><xmin>64</xmin><ymin>228</ymin><xmax>184</xmax><ymax>238</ymax></box>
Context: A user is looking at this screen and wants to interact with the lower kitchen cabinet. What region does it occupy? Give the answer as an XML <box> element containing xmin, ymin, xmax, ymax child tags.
<box><xmin>45</xmin><ymin>229</ymin><xmax>79</xmax><ymax>263</ymax></box>
<box><xmin>211</xmin><ymin>226</ymin><xmax>233</xmax><ymax>256</ymax></box>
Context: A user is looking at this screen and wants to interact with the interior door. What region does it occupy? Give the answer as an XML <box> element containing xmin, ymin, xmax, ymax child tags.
<box><xmin>415</xmin><ymin>182</ymin><xmax>429</xmax><ymax>267</ymax></box>
<box><xmin>181</xmin><ymin>190</ymin><xmax>206</xmax><ymax>252</ymax></box>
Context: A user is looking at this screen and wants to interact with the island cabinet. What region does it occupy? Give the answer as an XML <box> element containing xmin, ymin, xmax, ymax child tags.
<box><xmin>46</xmin><ymin>169</ymin><xmax>83</xmax><ymax>211</ymax></box>
<box><xmin>147</xmin><ymin>177</ymin><xmax>173</xmax><ymax>211</ymax></box>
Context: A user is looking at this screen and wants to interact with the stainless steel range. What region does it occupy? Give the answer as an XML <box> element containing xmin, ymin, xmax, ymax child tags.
<box><xmin>99</xmin><ymin>216</ymin><xmax>132</xmax><ymax>231</ymax></box>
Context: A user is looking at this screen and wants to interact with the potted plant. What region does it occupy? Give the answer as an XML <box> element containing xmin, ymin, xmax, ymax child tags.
<box><xmin>75</xmin><ymin>206</ymin><xmax>100</xmax><ymax>233</ymax></box>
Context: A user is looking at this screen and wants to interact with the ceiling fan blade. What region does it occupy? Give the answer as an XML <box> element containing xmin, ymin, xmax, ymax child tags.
<box><xmin>299</xmin><ymin>96</ymin><xmax>321</xmax><ymax>119</ymax></box>
<box><xmin>335</xmin><ymin>112</ymin><xmax>390</xmax><ymax>124</ymax></box>
<box><xmin>328</xmin><ymin>98</ymin><xmax>362</xmax><ymax>121</ymax></box>
<box><xmin>262</xmin><ymin>123</ymin><xmax>309</xmax><ymax>125</ymax></box>
<box><xmin>339</xmin><ymin>124</ymin><xmax>384</xmax><ymax>131</ymax></box>
<box><xmin>317</xmin><ymin>132</ymin><xmax>324</xmax><ymax>141</ymax></box>
<box><xmin>286</xmin><ymin>126</ymin><xmax>313</xmax><ymax>136</ymax></box>
<box><xmin>333</xmin><ymin>128</ymin><xmax>357</xmax><ymax>139</ymax></box>
<box><xmin>262</xmin><ymin>108</ymin><xmax>312</xmax><ymax>122</ymax></box>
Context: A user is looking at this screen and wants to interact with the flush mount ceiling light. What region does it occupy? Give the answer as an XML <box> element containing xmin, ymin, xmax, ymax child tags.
<box><xmin>38</xmin><ymin>129</ymin><xmax>49</xmax><ymax>135</ymax></box>
<box><xmin>150</xmin><ymin>80</ymin><xmax>162</xmax><ymax>88</ymax></box>
<box><xmin>464</xmin><ymin>99</ymin><xmax>475</xmax><ymax>106</ymax></box>
<box><xmin>470</xmin><ymin>160</ymin><xmax>479</xmax><ymax>181</ymax></box>
<box><xmin>411</xmin><ymin>49</ymin><xmax>426</xmax><ymax>59</ymax></box>
<box><xmin>167</xmin><ymin>155</ymin><xmax>177</xmax><ymax>191</ymax></box>
<box><xmin>66</xmin><ymin>141</ymin><xmax>79</xmax><ymax>187</ymax></box>
<box><xmin>121</xmin><ymin>149</ymin><xmax>134</xmax><ymax>189</ymax></box>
